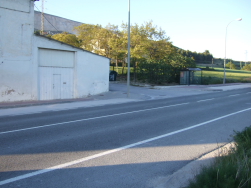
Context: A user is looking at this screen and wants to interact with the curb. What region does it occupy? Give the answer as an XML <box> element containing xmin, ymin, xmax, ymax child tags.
<box><xmin>0</xmin><ymin>98</ymin><xmax>94</xmax><ymax>109</ymax></box>
<box><xmin>155</xmin><ymin>142</ymin><xmax>235</xmax><ymax>188</ymax></box>
<box><xmin>202</xmin><ymin>89</ymin><xmax>223</xmax><ymax>91</ymax></box>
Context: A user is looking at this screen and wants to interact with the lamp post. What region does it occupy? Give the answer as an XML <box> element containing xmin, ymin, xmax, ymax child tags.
<box><xmin>223</xmin><ymin>18</ymin><xmax>242</xmax><ymax>84</ymax></box>
<box><xmin>127</xmin><ymin>0</ymin><xmax>131</xmax><ymax>97</ymax></box>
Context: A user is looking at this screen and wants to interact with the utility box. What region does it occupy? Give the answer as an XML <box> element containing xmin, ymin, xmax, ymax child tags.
<box><xmin>180</xmin><ymin>68</ymin><xmax>202</xmax><ymax>85</ymax></box>
<box><xmin>109</xmin><ymin>71</ymin><xmax>118</xmax><ymax>81</ymax></box>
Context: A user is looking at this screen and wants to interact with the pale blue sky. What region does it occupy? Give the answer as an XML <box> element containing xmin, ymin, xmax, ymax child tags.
<box><xmin>35</xmin><ymin>0</ymin><xmax>251</xmax><ymax>61</ymax></box>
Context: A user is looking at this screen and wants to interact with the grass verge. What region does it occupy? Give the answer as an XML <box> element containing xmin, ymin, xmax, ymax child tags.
<box><xmin>186</xmin><ymin>126</ymin><xmax>251</xmax><ymax>188</ymax></box>
<box><xmin>199</xmin><ymin>67</ymin><xmax>251</xmax><ymax>84</ymax></box>
<box><xmin>110</xmin><ymin>66</ymin><xmax>251</xmax><ymax>84</ymax></box>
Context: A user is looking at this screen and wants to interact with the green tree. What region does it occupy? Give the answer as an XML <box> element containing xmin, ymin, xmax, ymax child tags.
<box><xmin>74</xmin><ymin>24</ymin><xmax>98</xmax><ymax>51</ymax></box>
<box><xmin>121</xmin><ymin>21</ymin><xmax>175</xmax><ymax>61</ymax></box>
<box><xmin>202</xmin><ymin>50</ymin><xmax>211</xmax><ymax>61</ymax></box>
<box><xmin>226</xmin><ymin>61</ymin><xmax>236</xmax><ymax>69</ymax></box>
<box><xmin>51</xmin><ymin>32</ymin><xmax>81</xmax><ymax>47</ymax></box>
<box><xmin>242</xmin><ymin>64</ymin><xmax>251</xmax><ymax>71</ymax></box>
<box><xmin>75</xmin><ymin>24</ymin><xmax>125</xmax><ymax>59</ymax></box>
<box><xmin>73</xmin><ymin>20</ymin><xmax>196</xmax><ymax>79</ymax></box>
<box><xmin>168</xmin><ymin>53</ymin><xmax>196</xmax><ymax>68</ymax></box>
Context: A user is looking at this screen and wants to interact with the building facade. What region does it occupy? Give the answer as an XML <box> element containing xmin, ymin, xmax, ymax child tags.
<box><xmin>0</xmin><ymin>0</ymin><xmax>109</xmax><ymax>102</ymax></box>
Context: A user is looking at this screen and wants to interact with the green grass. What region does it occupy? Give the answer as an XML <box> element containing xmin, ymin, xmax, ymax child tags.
<box><xmin>198</xmin><ymin>67</ymin><xmax>251</xmax><ymax>84</ymax></box>
<box><xmin>186</xmin><ymin>126</ymin><xmax>251</xmax><ymax>188</ymax></box>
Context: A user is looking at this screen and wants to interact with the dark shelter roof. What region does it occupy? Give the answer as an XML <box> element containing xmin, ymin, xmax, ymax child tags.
<box><xmin>186</xmin><ymin>68</ymin><xmax>202</xmax><ymax>71</ymax></box>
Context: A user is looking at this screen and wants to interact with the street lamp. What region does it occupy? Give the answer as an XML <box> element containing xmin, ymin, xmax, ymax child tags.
<box><xmin>223</xmin><ymin>18</ymin><xmax>242</xmax><ymax>84</ymax></box>
<box><xmin>127</xmin><ymin>0</ymin><xmax>131</xmax><ymax>97</ymax></box>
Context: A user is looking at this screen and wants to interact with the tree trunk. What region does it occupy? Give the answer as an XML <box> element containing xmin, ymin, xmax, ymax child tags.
<box><xmin>122</xmin><ymin>61</ymin><xmax>125</xmax><ymax>75</ymax></box>
<box><xmin>116</xmin><ymin>58</ymin><xmax>118</xmax><ymax>73</ymax></box>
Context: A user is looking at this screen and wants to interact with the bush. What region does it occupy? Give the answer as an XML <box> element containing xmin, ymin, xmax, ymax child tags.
<box><xmin>202</xmin><ymin>76</ymin><xmax>223</xmax><ymax>85</ymax></box>
<box><xmin>242</xmin><ymin>64</ymin><xmax>251</xmax><ymax>71</ymax></box>
<box><xmin>234</xmin><ymin>127</ymin><xmax>251</xmax><ymax>152</ymax></box>
<box><xmin>137</xmin><ymin>61</ymin><xmax>181</xmax><ymax>84</ymax></box>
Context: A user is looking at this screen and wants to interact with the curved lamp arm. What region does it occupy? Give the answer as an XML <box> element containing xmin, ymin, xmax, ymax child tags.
<box><xmin>223</xmin><ymin>18</ymin><xmax>242</xmax><ymax>84</ymax></box>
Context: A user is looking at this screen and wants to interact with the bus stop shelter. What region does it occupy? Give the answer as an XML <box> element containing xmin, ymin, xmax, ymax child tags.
<box><xmin>180</xmin><ymin>68</ymin><xmax>202</xmax><ymax>85</ymax></box>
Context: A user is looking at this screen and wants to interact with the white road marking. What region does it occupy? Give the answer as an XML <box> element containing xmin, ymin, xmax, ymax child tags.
<box><xmin>1</xmin><ymin>107</ymin><xmax>251</xmax><ymax>186</ymax></box>
<box><xmin>228</xmin><ymin>94</ymin><xmax>241</xmax><ymax>97</ymax></box>
<box><xmin>0</xmin><ymin>103</ymin><xmax>189</xmax><ymax>135</ymax></box>
<box><xmin>246</xmin><ymin>92</ymin><xmax>251</xmax><ymax>94</ymax></box>
<box><xmin>197</xmin><ymin>98</ymin><xmax>215</xmax><ymax>102</ymax></box>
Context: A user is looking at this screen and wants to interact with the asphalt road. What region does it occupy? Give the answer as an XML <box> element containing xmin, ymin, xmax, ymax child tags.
<box><xmin>0</xmin><ymin>88</ymin><xmax>251</xmax><ymax>188</ymax></box>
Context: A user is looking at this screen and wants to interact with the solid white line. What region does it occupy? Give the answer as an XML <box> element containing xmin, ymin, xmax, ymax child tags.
<box><xmin>228</xmin><ymin>94</ymin><xmax>241</xmax><ymax>97</ymax></box>
<box><xmin>1</xmin><ymin>107</ymin><xmax>251</xmax><ymax>186</ymax></box>
<box><xmin>197</xmin><ymin>98</ymin><xmax>215</xmax><ymax>102</ymax></box>
<box><xmin>0</xmin><ymin>103</ymin><xmax>189</xmax><ymax>135</ymax></box>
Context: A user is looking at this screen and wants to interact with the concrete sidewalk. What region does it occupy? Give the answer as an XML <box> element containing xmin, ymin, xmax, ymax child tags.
<box><xmin>0</xmin><ymin>82</ymin><xmax>250</xmax><ymax>110</ymax></box>
<box><xmin>0</xmin><ymin>82</ymin><xmax>250</xmax><ymax>117</ymax></box>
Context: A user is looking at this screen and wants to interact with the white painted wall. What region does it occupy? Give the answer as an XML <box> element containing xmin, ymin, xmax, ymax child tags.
<box><xmin>0</xmin><ymin>0</ymin><xmax>36</xmax><ymax>102</ymax></box>
<box><xmin>0</xmin><ymin>0</ymin><xmax>109</xmax><ymax>102</ymax></box>
<box><xmin>76</xmin><ymin>50</ymin><xmax>110</xmax><ymax>97</ymax></box>
<box><xmin>34</xmin><ymin>36</ymin><xmax>110</xmax><ymax>100</ymax></box>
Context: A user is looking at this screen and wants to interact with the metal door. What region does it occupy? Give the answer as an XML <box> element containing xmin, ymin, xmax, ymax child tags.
<box><xmin>39</xmin><ymin>67</ymin><xmax>73</xmax><ymax>100</ymax></box>
<box><xmin>53</xmin><ymin>74</ymin><xmax>61</xmax><ymax>99</ymax></box>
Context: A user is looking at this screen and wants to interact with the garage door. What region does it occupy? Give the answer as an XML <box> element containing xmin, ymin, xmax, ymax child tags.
<box><xmin>39</xmin><ymin>49</ymin><xmax>75</xmax><ymax>68</ymax></box>
<box><xmin>39</xmin><ymin>67</ymin><xmax>74</xmax><ymax>100</ymax></box>
<box><xmin>38</xmin><ymin>49</ymin><xmax>74</xmax><ymax>100</ymax></box>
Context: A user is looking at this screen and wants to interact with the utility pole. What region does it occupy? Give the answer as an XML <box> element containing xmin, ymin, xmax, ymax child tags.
<box><xmin>40</xmin><ymin>0</ymin><xmax>44</xmax><ymax>35</ymax></box>
<box><xmin>127</xmin><ymin>0</ymin><xmax>131</xmax><ymax>98</ymax></box>
<box><xmin>245</xmin><ymin>50</ymin><xmax>248</xmax><ymax>66</ymax></box>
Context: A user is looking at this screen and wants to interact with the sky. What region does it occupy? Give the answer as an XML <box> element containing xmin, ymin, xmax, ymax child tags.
<box><xmin>34</xmin><ymin>0</ymin><xmax>251</xmax><ymax>61</ymax></box>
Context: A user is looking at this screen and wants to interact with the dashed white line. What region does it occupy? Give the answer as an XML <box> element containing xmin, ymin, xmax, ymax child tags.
<box><xmin>228</xmin><ymin>94</ymin><xmax>241</xmax><ymax>97</ymax></box>
<box><xmin>197</xmin><ymin>98</ymin><xmax>215</xmax><ymax>102</ymax></box>
<box><xmin>1</xmin><ymin>107</ymin><xmax>251</xmax><ymax>186</ymax></box>
<box><xmin>0</xmin><ymin>103</ymin><xmax>189</xmax><ymax>135</ymax></box>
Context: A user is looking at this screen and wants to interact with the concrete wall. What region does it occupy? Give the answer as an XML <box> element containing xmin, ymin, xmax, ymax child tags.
<box><xmin>34</xmin><ymin>11</ymin><xmax>83</xmax><ymax>35</ymax></box>
<box><xmin>0</xmin><ymin>0</ymin><xmax>36</xmax><ymax>102</ymax></box>
<box><xmin>76</xmin><ymin>48</ymin><xmax>110</xmax><ymax>97</ymax></box>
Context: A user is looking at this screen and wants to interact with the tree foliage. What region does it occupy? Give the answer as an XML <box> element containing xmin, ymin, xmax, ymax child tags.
<box><xmin>51</xmin><ymin>21</ymin><xmax>200</xmax><ymax>83</ymax></box>
<box><xmin>120</xmin><ymin>21</ymin><xmax>174</xmax><ymax>61</ymax></box>
<box><xmin>177</xmin><ymin>49</ymin><xmax>213</xmax><ymax>63</ymax></box>
<box><xmin>226</xmin><ymin>61</ymin><xmax>237</xmax><ymax>69</ymax></box>
<box><xmin>242</xmin><ymin>64</ymin><xmax>251</xmax><ymax>71</ymax></box>
<box><xmin>73</xmin><ymin>21</ymin><xmax>180</xmax><ymax>63</ymax></box>
<box><xmin>51</xmin><ymin>32</ymin><xmax>81</xmax><ymax>47</ymax></box>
